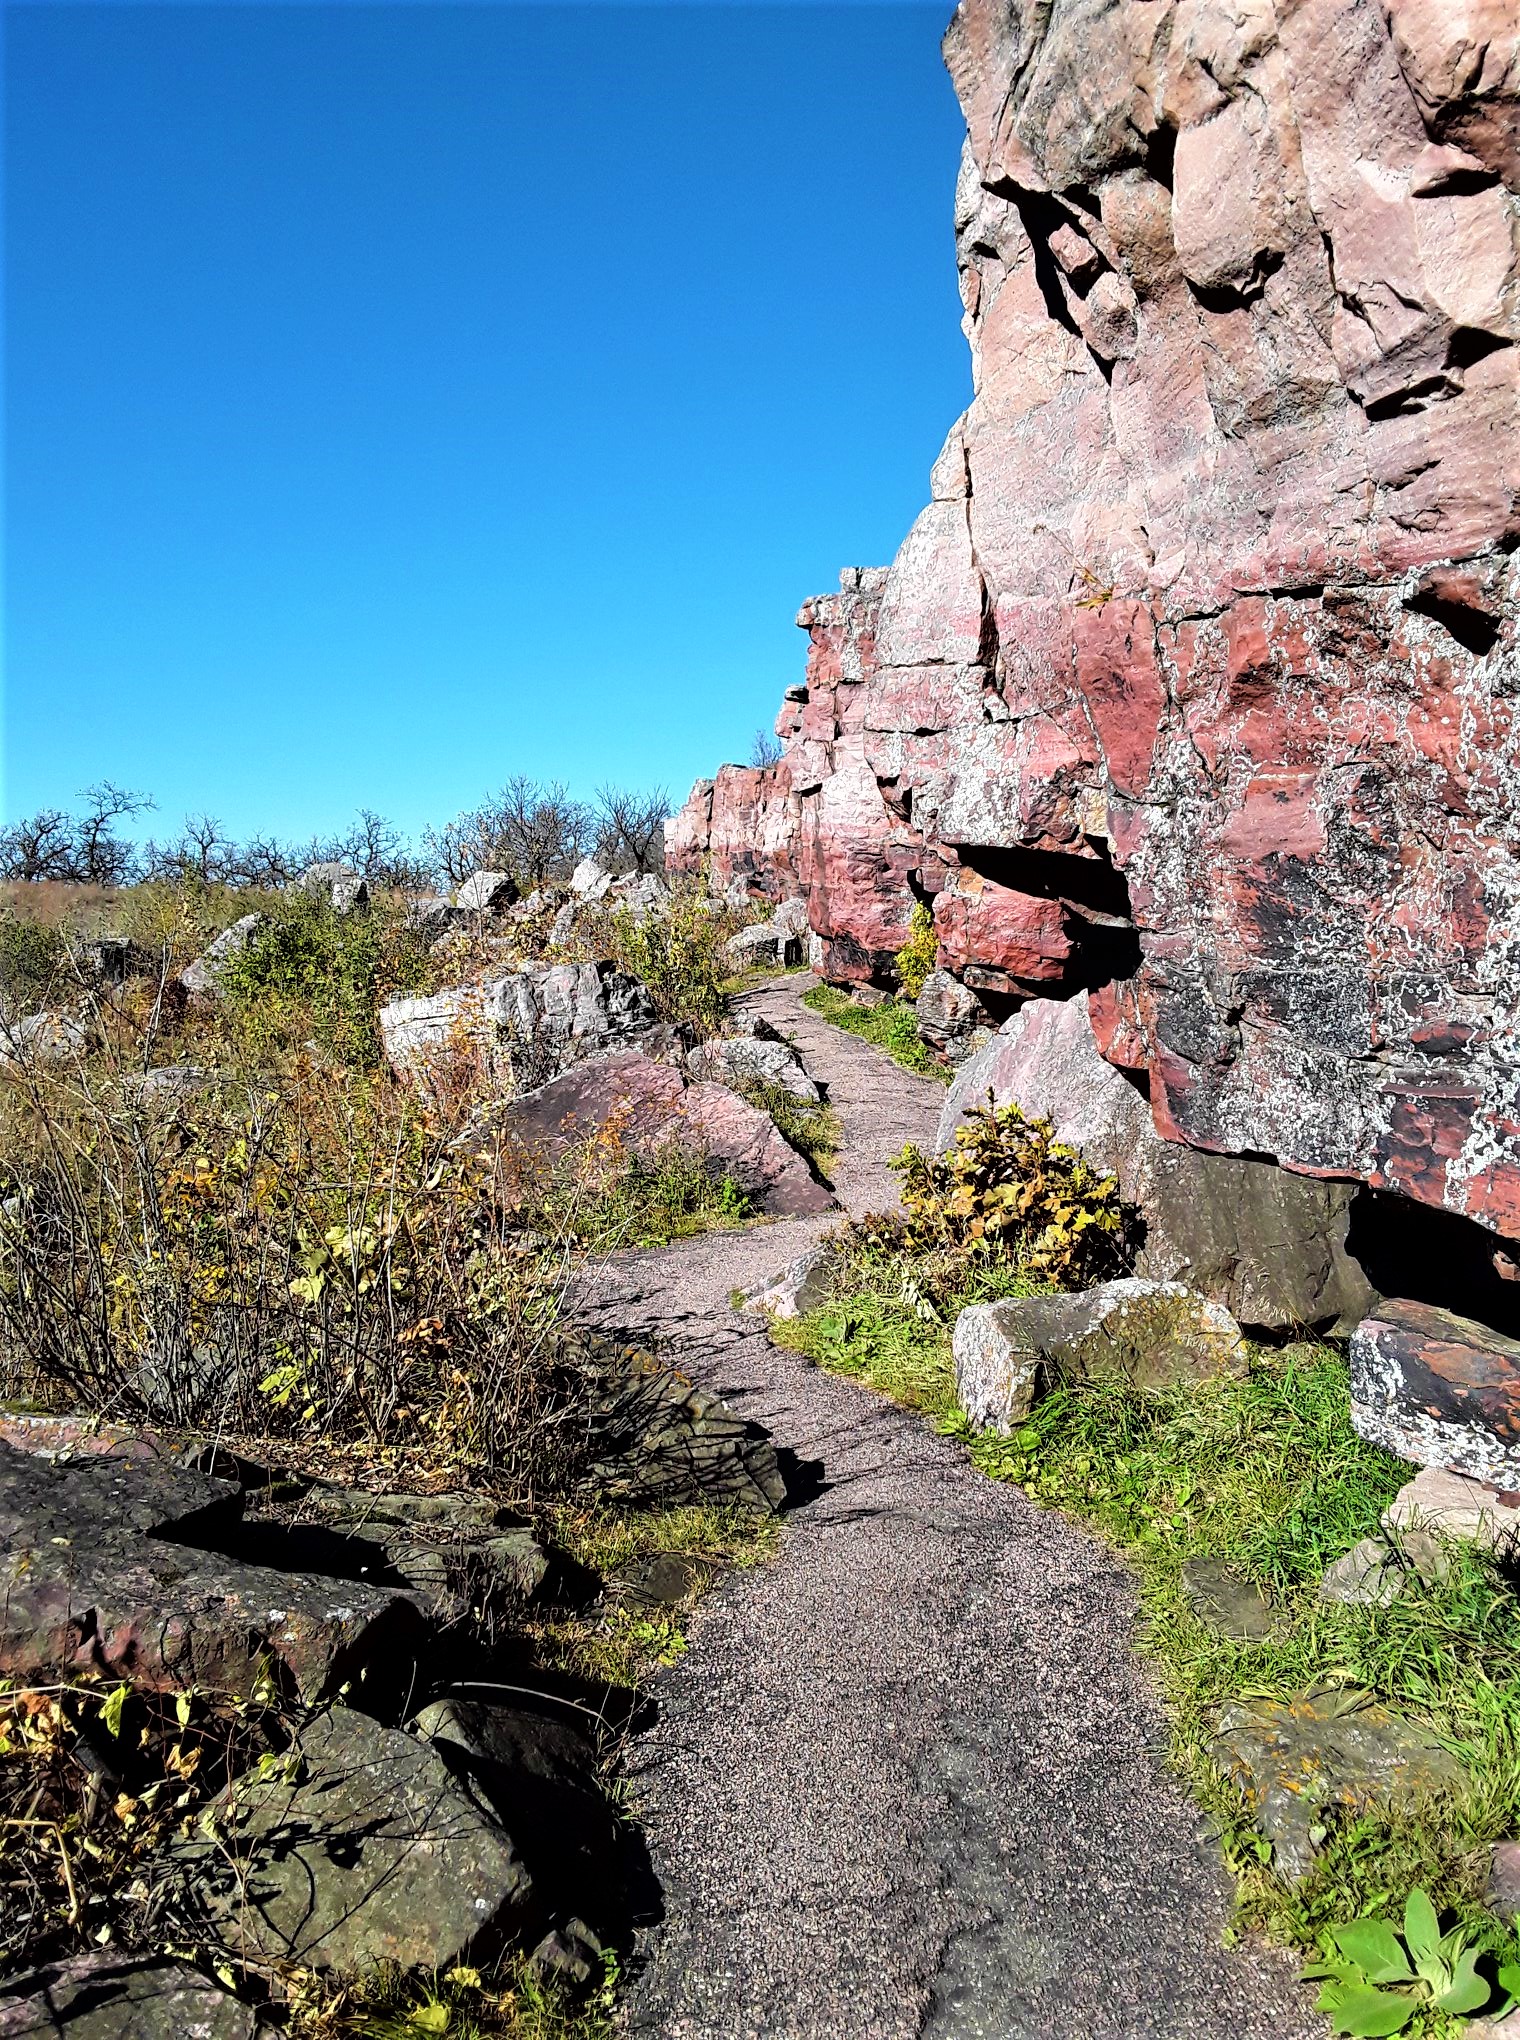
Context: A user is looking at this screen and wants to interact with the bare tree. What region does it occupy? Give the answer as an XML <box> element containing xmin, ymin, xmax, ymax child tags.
<box><xmin>750</xmin><ymin>727</ymin><xmax>783</xmax><ymax>770</ymax></box>
<box><xmin>423</xmin><ymin>778</ymin><xmax>590</xmax><ymax>890</ymax></box>
<box><xmin>593</xmin><ymin>783</ymin><xmax>670</xmax><ymax>875</ymax></box>
<box><xmin>0</xmin><ymin>785</ymin><xmax>152</xmax><ymax>884</ymax></box>
<box><xmin>0</xmin><ymin>808</ymin><xmax>75</xmax><ymax>881</ymax></box>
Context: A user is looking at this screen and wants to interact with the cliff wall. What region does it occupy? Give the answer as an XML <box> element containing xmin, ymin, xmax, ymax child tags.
<box><xmin>671</xmin><ymin>0</ymin><xmax>1520</xmax><ymax>1239</ymax></box>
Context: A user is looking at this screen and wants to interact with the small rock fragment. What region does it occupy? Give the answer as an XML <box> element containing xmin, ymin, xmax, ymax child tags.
<box><xmin>1179</xmin><ymin>1558</ymin><xmax>1274</xmax><ymax>1641</ymax></box>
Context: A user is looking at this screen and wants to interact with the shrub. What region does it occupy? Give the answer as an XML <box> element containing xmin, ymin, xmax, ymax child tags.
<box><xmin>592</xmin><ymin>887</ymin><xmax>738</xmax><ymax>1039</ymax></box>
<box><xmin>217</xmin><ymin>891</ymin><xmax>429</xmax><ymax>1069</ymax></box>
<box><xmin>0</xmin><ymin>915</ymin><xmax>67</xmax><ymax>1014</ymax></box>
<box><xmin>894</xmin><ymin>901</ymin><xmax>937</xmax><ymax>1002</ymax></box>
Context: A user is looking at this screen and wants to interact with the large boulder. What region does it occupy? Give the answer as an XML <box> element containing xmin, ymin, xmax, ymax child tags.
<box><xmin>0</xmin><ymin>1012</ymin><xmax>87</xmax><ymax>1067</ymax></box>
<box><xmin>379</xmin><ymin>961</ymin><xmax>655</xmax><ymax>1096</ymax></box>
<box><xmin>686</xmin><ymin>1031</ymin><xmax>820</xmax><ymax>1102</ymax></box>
<box><xmin>453</xmin><ymin>870</ymin><xmax>518</xmax><ymax>916</ymax></box>
<box><xmin>298</xmin><ymin>861</ymin><xmax>368</xmax><ymax>914</ymax></box>
<box><xmin>500</xmin><ymin>1050</ymin><xmax>834</xmax><ymax>1218</ymax></box>
<box><xmin>954</xmin><ymin>1279</ymin><xmax>1247</xmax><ymax>1431</ymax></box>
<box><xmin>938</xmin><ymin>997</ymin><xmax>1373</xmax><ymax>1331</ymax></box>
<box><xmin>193</xmin><ymin>1705</ymin><xmax>533</xmax><ymax>1971</ymax></box>
<box><xmin>1351</xmin><ymin>1298</ymin><xmax>1520</xmax><ymax>1485</ymax></box>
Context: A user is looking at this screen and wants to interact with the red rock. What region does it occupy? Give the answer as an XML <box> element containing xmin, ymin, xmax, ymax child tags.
<box><xmin>500</xmin><ymin>1051</ymin><xmax>834</xmax><ymax>1218</ymax></box>
<box><xmin>668</xmin><ymin>0</ymin><xmax>1520</xmax><ymax>1270</ymax></box>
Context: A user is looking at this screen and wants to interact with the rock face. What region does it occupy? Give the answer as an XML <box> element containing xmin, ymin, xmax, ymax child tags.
<box><xmin>379</xmin><ymin>962</ymin><xmax>655</xmax><ymax>1096</ymax></box>
<box><xmin>940</xmin><ymin>994</ymin><xmax>1374</xmax><ymax>1328</ymax></box>
<box><xmin>671</xmin><ymin>0</ymin><xmax>1520</xmax><ymax>1330</ymax></box>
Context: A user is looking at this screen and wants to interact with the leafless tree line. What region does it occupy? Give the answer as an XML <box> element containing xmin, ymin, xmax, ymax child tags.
<box><xmin>0</xmin><ymin>776</ymin><xmax>671</xmax><ymax>893</ymax></box>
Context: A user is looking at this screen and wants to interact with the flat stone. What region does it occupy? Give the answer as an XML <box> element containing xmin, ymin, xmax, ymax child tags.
<box><xmin>954</xmin><ymin>1279</ymin><xmax>1247</xmax><ymax>1430</ymax></box>
<box><xmin>614</xmin><ymin>1551</ymin><xmax>708</xmax><ymax>1608</ymax></box>
<box><xmin>0</xmin><ymin>1954</ymin><xmax>262</xmax><ymax>2040</ymax></box>
<box><xmin>1382</xmin><ymin>1462</ymin><xmax>1520</xmax><ymax>1560</ymax></box>
<box><xmin>1212</xmin><ymin>1691</ymin><xmax>1464</xmax><ymax>1883</ymax></box>
<box><xmin>1179</xmin><ymin>1559</ymin><xmax>1274</xmax><ymax>1642</ymax></box>
<box><xmin>196</xmin><ymin>1705</ymin><xmax>533</xmax><ymax>1971</ymax></box>
<box><xmin>1318</xmin><ymin>1538</ymin><xmax>1408</xmax><ymax>1609</ymax></box>
<box><xmin>1351</xmin><ymin>1299</ymin><xmax>1520</xmax><ymax>1486</ymax></box>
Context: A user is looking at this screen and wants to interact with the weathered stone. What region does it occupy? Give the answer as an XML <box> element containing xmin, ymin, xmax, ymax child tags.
<box><xmin>453</xmin><ymin>870</ymin><xmax>518</xmax><ymax>915</ymax></box>
<box><xmin>612</xmin><ymin>1550</ymin><xmax>707</xmax><ymax>1608</ymax></box>
<box><xmin>0</xmin><ymin>1440</ymin><xmax>423</xmax><ymax>1700</ymax></box>
<box><xmin>0</xmin><ymin>1011</ymin><xmax>87</xmax><ymax>1066</ymax></box>
<box><xmin>527</xmin><ymin>1919</ymin><xmax>605</xmax><ymax>1992</ymax></box>
<box><xmin>500</xmin><ymin>1050</ymin><xmax>834</xmax><ymax>1219</ymax></box>
<box><xmin>742</xmin><ymin>1243</ymin><xmax>837</xmax><ymax>1321</ymax></box>
<box><xmin>71</xmin><ymin>934</ymin><xmax>144</xmax><ymax>985</ymax></box>
<box><xmin>180</xmin><ymin>916</ymin><xmax>264</xmax><ymax>1000</ymax></box>
<box><xmin>1382</xmin><ymin>1462</ymin><xmax>1520</xmax><ymax>1559</ymax></box>
<box><xmin>726</xmin><ymin>922</ymin><xmax>804</xmax><ymax>969</ymax></box>
<box><xmin>1488</xmin><ymin>1839</ymin><xmax>1520</xmax><ymax>1917</ymax></box>
<box><xmin>686</xmin><ymin>1031</ymin><xmax>820</xmax><ymax>1102</ymax></box>
<box><xmin>1351</xmin><ymin>1299</ymin><xmax>1520</xmax><ymax>1484</ymax></box>
<box><xmin>198</xmin><ymin>1706</ymin><xmax>533</xmax><ymax>1970</ymax></box>
<box><xmin>939</xmin><ymin>997</ymin><xmax>1373</xmax><ymax>1330</ymax></box>
<box><xmin>1179</xmin><ymin>1559</ymin><xmax>1274</xmax><ymax>1642</ymax></box>
<box><xmin>1318</xmin><ymin>1538</ymin><xmax>1408</xmax><ymax>1609</ymax></box>
<box><xmin>570</xmin><ymin>856</ymin><xmax>610</xmax><ymax>897</ymax></box>
<box><xmin>1213</xmin><ymin>1691</ymin><xmax>1464</xmax><ymax>1882</ymax></box>
<box><xmin>914</xmin><ymin>970</ymin><xmax>984</xmax><ymax>1060</ymax></box>
<box><xmin>298</xmin><ymin>861</ymin><xmax>368</xmax><ymax>914</ymax></box>
<box><xmin>0</xmin><ymin>1954</ymin><xmax>261</xmax><ymax>2040</ymax></box>
<box><xmin>292</xmin><ymin>1486</ymin><xmax>551</xmax><ymax>1618</ymax></box>
<box><xmin>402</xmin><ymin>894</ymin><xmax>457</xmax><ymax>942</ymax></box>
<box><xmin>955</xmin><ymin>1280</ymin><xmax>1247</xmax><ymax>1430</ymax></box>
<box><xmin>379</xmin><ymin>962</ymin><xmax>655</xmax><ymax>1097</ymax></box>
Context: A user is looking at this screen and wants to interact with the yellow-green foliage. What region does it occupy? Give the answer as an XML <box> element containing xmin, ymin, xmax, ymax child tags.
<box><xmin>876</xmin><ymin>1101</ymin><xmax>1125</xmax><ymax>1287</ymax></box>
<box><xmin>217</xmin><ymin>891</ymin><xmax>430</xmax><ymax>1069</ymax></box>
<box><xmin>590</xmin><ymin>887</ymin><xmax>737</xmax><ymax>1039</ymax></box>
<box><xmin>894</xmin><ymin>901</ymin><xmax>937</xmax><ymax>1003</ymax></box>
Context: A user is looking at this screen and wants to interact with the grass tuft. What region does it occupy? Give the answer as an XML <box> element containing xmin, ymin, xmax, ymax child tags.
<box><xmin>801</xmin><ymin>983</ymin><xmax>946</xmax><ymax>1080</ymax></box>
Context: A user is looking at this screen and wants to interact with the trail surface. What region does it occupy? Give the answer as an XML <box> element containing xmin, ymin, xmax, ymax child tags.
<box><xmin>580</xmin><ymin>978</ymin><xmax>1317</xmax><ymax>2040</ymax></box>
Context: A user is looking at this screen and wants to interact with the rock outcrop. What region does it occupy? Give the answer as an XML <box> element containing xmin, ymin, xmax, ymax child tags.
<box><xmin>670</xmin><ymin>0</ymin><xmax>1520</xmax><ymax>1363</ymax></box>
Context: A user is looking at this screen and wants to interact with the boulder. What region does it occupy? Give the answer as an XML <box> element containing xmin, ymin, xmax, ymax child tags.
<box><xmin>1318</xmin><ymin>1539</ymin><xmax>1408</xmax><ymax>1609</ymax></box>
<box><xmin>0</xmin><ymin>1438</ymin><xmax>424</xmax><ymax>1701</ymax></box>
<box><xmin>453</xmin><ymin>870</ymin><xmax>518</xmax><ymax>916</ymax></box>
<box><xmin>726</xmin><ymin>922</ymin><xmax>805</xmax><ymax>969</ymax></box>
<box><xmin>0</xmin><ymin>1954</ymin><xmax>262</xmax><ymax>2040</ymax></box>
<box><xmin>500</xmin><ymin>1050</ymin><xmax>834</xmax><ymax>1219</ymax></box>
<box><xmin>570</xmin><ymin>856</ymin><xmax>611</xmax><ymax>897</ymax></box>
<box><xmin>1351</xmin><ymin>1299</ymin><xmax>1520</xmax><ymax>1485</ymax></box>
<box><xmin>379</xmin><ymin>961</ymin><xmax>655</xmax><ymax>1097</ymax></box>
<box><xmin>954</xmin><ymin>1280</ymin><xmax>1247</xmax><ymax>1431</ymax></box>
<box><xmin>1383</xmin><ymin>1462</ymin><xmax>1520</xmax><ymax>1557</ymax></box>
<box><xmin>581</xmin><ymin>1352</ymin><xmax>787</xmax><ymax>1513</ymax></box>
<box><xmin>298</xmin><ymin>861</ymin><xmax>368</xmax><ymax>914</ymax></box>
<box><xmin>0</xmin><ymin>1011</ymin><xmax>88</xmax><ymax>1067</ymax></box>
<box><xmin>403</xmin><ymin>894</ymin><xmax>457</xmax><ymax>942</ymax></box>
<box><xmin>938</xmin><ymin>998</ymin><xmax>1373</xmax><ymax>1331</ymax></box>
<box><xmin>742</xmin><ymin>1243</ymin><xmax>837</xmax><ymax>1321</ymax></box>
<box><xmin>195</xmin><ymin>1705</ymin><xmax>533</xmax><ymax>1970</ymax></box>
<box><xmin>686</xmin><ymin>1032</ymin><xmax>820</xmax><ymax>1102</ymax></box>
<box><xmin>179</xmin><ymin>915</ymin><xmax>265</xmax><ymax>1000</ymax></box>
<box><xmin>291</xmin><ymin>1485</ymin><xmax>551</xmax><ymax>1623</ymax></box>
<box><xmin>71</xmin><ymin>934</ymin><xmax>144</xmax><ymax>985</ymax></box>
<box><xmin>1212</xmin><ymin>1691</ymin><xmax>1464</xmax><ymax>1883</ymax></box>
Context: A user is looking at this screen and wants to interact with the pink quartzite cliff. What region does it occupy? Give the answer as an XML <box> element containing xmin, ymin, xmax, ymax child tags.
<box><xmin>669</xmin><ymin>0</ymin><xmax>1520</xmax><ymax>1240</ymax></box>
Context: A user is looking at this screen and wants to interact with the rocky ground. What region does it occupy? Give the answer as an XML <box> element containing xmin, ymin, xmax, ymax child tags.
<box><xmin>580</xmin><ymin>978</ymin><xmax>1318</xmax><ymax>2040</ymax></box>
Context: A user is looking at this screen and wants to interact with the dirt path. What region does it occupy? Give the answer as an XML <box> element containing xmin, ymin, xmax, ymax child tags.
<box><xmin>579</xmin><ymin>978</ymin><xmax>1317</xmax><ymax>2040</ymax></box>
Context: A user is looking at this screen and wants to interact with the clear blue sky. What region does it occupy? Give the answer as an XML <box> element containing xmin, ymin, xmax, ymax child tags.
<box><xmin>4</xmin><ymin>1</ymin><xmax>968</xmax><ymax>846</ymax></box>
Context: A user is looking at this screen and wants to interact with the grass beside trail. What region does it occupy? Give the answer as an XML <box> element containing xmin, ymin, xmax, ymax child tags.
<box><xmin>777</xmin><ymin>1267</ymin><xmax>1520</xmax><ymax>2024</ymax></box>
<box><xmin>801</xmin><ymin>983</ymin><xmax>947</xmax><ymax>1081</ymax></box>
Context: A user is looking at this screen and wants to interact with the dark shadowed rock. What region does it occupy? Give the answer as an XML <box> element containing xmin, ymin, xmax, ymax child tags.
<box><xmin>0</xmin><ymin>1954</ymin><xmax>262</xmax><ymax>2040</ymax></box>
<box><xmin>582</xmin><ymin>1353</ymin><xmax>787</xmax><ymax>1513</ymax></box>
<box><xmin>0</xmin><ymin>1439</ymin><xmax>423</xmax><ymax>1700</ymax></box>
<box><xmin>196</xmin><ymin>1705</ymin><xmax>533</xmax><ymax>1971</ymax></box>
<box><xmin>501</xmin><ymin>1050</ymin><xmax>834</xmax><ymax>1219</ymax></box>
<box><xmin>939</xmin><ymin>997</ymin><xmax>1373</xmax><ymax>1330</ymax></box>
<box><xmin>453</xmin><ymin>871</ymin><xmax>518</xmax><ymax>915</ymax></box>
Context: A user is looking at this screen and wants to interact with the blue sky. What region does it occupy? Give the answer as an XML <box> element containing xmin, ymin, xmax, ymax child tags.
<box><xmin>4</xmin><ymin>1</ymin><xmax>968</xmax><ymax>846</ymax></box>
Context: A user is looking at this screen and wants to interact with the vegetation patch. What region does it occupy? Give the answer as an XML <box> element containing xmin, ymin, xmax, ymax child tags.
<box><xmin>801</xmin><ymin>982</ymin><xmax>945</xmax><ymax>1080</ymax></box>
<box><xmin>893</xmin><ymin>901</ymin><xmax>937</xmax><ymax>1003</ymax></box>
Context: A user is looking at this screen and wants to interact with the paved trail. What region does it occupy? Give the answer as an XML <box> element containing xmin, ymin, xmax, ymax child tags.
<box><xmin>579</xmin><ymin>979</ymin><xmax>1317</xmax><ymax>2040</ymax></box>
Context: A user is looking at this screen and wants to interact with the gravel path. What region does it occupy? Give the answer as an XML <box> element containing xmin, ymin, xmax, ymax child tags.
<box><xmin>578</xmin><ymin>979</ymin><xmax>1318</xmax><ymax>2040</ymax></box>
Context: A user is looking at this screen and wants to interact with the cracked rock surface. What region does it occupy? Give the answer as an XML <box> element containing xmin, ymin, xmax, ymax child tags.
<box><xmin>578</xmin><ymin>978</ymin><xmax>1316</xmax><ymax>2040</ymax></box>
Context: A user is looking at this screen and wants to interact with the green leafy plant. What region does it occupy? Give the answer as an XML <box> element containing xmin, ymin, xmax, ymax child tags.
<box><xmin>1303</xmin><ymin>1888</ymin><xmax>1512</xmax><ymax>2033</ymax></box>
<box><xmin>592</xmin><ymin>887</ymin><xmax>737</xmax><ymax>1039</ymax></box>
<box><xmin>893</xmin><ymin>901</ymin><xmax>937</xmax><ymax>1003</ymax></box>
<box><xmin>871</xmin><ymin>1100</ymin><xmax>1125</xmax><ymax>1287</ymax></box>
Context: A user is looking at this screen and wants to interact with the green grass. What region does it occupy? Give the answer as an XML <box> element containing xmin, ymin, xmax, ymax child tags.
<box><xmin>801</xmin><ymin>982</ymin><xmax>946</xmax><ymax>1081</ymax></box>
<box><xmin>778</xmin><ymin>1257</ymin><xmax>1520</xmax><ymax>2019</ymax></box>
<box><xmin>733</xmin><ymin>1078</ymin><xmax>841</xmax><ymax>1175</ymax></box>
